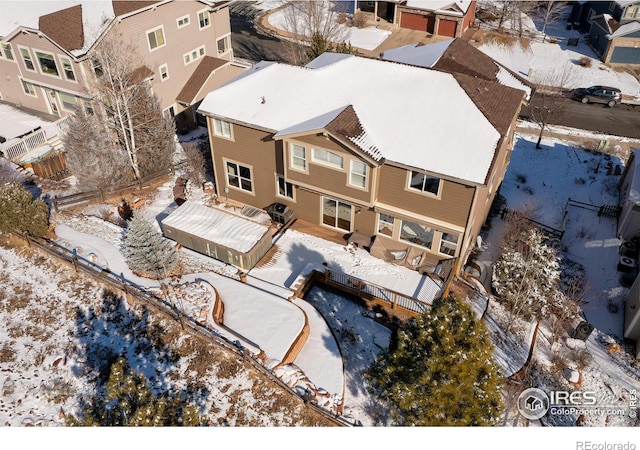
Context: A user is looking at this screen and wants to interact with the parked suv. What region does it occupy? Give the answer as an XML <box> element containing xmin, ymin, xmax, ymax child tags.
<box><xmin>572</xmin><ymin>85</ymin><xmax>622</xmax><ymax>107</ymax></box>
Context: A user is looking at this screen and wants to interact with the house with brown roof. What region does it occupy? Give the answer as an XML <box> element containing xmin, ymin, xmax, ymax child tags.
<box><xmin>357</xmin><ymin>0</ymin><xmax>476</xmax><ymax>38</ymax></box>
<box><xmin>0</xmin><ymin>0</ymin><xmax>246</xmax><ymax>132</ymax></box>
<box><xmin>197</xmin><ymin>53</ymin><xmax>526</xmax><ymax>277</ymax></box>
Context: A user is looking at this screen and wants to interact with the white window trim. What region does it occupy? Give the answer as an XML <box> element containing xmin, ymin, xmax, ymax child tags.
<box><xmin>58</xmin><ymin>91</ymin><xmax>77</xmax><ymax>112</ymax></box>
<box><xmin>224</xmin><ymin>159</ymin><xmax>254</xmax><ymax>194</ymax></box>
<box><xmin>377</xmin><ymin>213</ymin><xmax>395</xmax><ymax>238</ymax></box>
<box><xmin>163</xmin><ymin>104</ymin><xmax>176</xmax><ymax>119</ymax></box>
<box><xmin>20</xmin><ymin>78</ymin><xmax>37</xmax><ymax>97</ymax></box>
<box><xmin>146</xmin><ymin>25</ymin><xmax>166</xmax><ymax>52</ymax></box>
<box><xmin>177</xmin><ymin>14</ymin><xmax>190</xmax><ymax>28</ymax></box>
<box><xmin>159</xmin><ymin>63</ymin><xmax>169</xmax><ymax>82</ymax></box>
<box><xmin>289</xmin><ymin>142</ymin><xmax>308</xmax><ymax>173</ymax></box>
<box><xmin>59</xmin><ymin>56</ymin><xmax>76</xmax><ymax>83</ymax></box>
<box><xmin>216</xmin><ymin>34</ymin><xmax>231</xmax><ymax>56</ymax></box>
<box><xmin>183</xmin><ymin>45</ymin><xmax>205</xmax><ymax>65</ymax></box>
<box><xmin>276</xmin><ymin>175</ymin><xmax>295</xmax><ymax>201</ymax></box>
<box><xmin>438</xmin><ymin>231</ymin><xmax>460</xmax><ymax>257</ymax></box>
<box><xmin>406</xmin><ymin>171</ymin><xmax>442</xmax><ymax>198</ymax></box>
<box><xmin>311</xmin><ymin>147</ymin><xmax>344</xmax><ymax>170</ymax></box>
<box><xmin>33</xmin><ymin>48</ymin><xmax>61</xmax><ymax>78</ymax></box>
<box><xmin>321</xmin><ymin>197</ymin><xmax>353</xmax><ymax>232</ymax></box>
<box><xmin>1</xmin><ymin>43</ymin><xmax>15</xmax><ymax>61</ymax></box>
<box><xmin>18</xmin><ymin>46</ymin><xmax>36</xmax><ymax>72</ymax></box>
<box><xmin>198</xmin><ymin>9</ymin><xmax>211</xmax><ymax>29</ymax></box>
<box><xmin>349</xmin><ymin>160</ymin><xmax>368</xmax><ymax>189</ymax></box>
<box><xmin>212</xmin><ymin>117</ymin><xmax>233</xmax><ymax>140</ymax></box>
<box><xmin>399</xmin><ymin>219</ymin><xmax>434</xmax><ymax>250</ymax></box>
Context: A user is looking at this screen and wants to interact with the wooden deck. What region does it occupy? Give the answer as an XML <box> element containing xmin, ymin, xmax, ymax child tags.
<box><xmin>288</xmin><ymin>219</ymin><xmax>349</xmax><ymax>246</ymax></box>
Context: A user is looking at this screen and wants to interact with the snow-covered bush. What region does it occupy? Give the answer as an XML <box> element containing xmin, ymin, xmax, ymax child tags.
<box><xmin>122</xmin><ymin>213</ymin><xmax>177</xmax><ymax>279</ymax></box>
<box><xmin>0</xmin><ymin>182</ymin><xmax>49</xmax><ymax>237</ymax></box>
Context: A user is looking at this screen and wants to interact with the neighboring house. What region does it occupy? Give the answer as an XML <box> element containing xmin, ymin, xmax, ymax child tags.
<box><xmin>618</xmin><ymin>148</ymin><xmax>640</xmax><ymax>240</ymax></box>
<box><xmin>570</xmin><ymin>1</ymin><xmax>640</xmax><ymax>65</ymax></box>
<box><xmin>623</xmin><ymin>272</ymin><xmax>640</xmax><ymax>357</ymax></box>
<box><xmin>357</xmin><ymin>0</ymin><xmax>476</xmax><ymax>38</ymax></box>
<box><xmin>197</xmin><ymin>53</ymin><xmax>526</xmax><ymax>276</ymax></box>
<box><xmin>0</xmin><ymin>0</ymin><xmax>245</xmax><ymax>133</ymax></box>
<box><xmin>381</xmin><ymin>37</ymin><xmax>534</xmax><ymax>101</ymax></box>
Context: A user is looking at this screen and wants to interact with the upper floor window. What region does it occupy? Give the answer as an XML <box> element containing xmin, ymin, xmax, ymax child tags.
<box><xmin>226</xmin><ymin>161</ymin><xmax>253</xmax><ymax>192</ymax></box>
<box><xmin>400</xmin><ymin>220</ymin><xmax>434</xmax><ymax>250</ymax></box>
<box><xmin>177</xmin><ymin>15</ymin><xmax>190</xmax><ymax>28</ymax></box>
<box><xmin>60</xmin><ymin>57</ymin><xmax>75</xmax><ymax>81</ymax></box>
<box><xmin>159</xmin><ymin>64</ymin><xmax>169</xmax><ymax>81</ymax></box>
<box><xmin>350</xmin><ymin>160</ymin><xmax>367</xmax><ymax>188</ymax></box>
<box><xmin>183</xmin><ymin>46</ymin><xmax>205</xmax><ymax>65</ymax></box>
<box><xmin>198</xmin><ymin>10</ymin><xmax>210</xmax><ymax>29</ymax></box>
<box><xmin>20</xmin><ymin>47</ymin><xmax>35</xmax><ymax>71</ymax></box>
<box><xmin>408</xmin><ymin>171</ymin><xmax>440</xmax><ymax>196</ymax></box>
<box><xmin>290</xmin><ymin>144</ymin><xmax>306</xmax><ymax>171</ymax></box>
<box><xmin>21</xmin><ymin>79</ymin><xmax>36</xmax><ymax>96</ymax></box>
<box><xmin>147</xmin><ymin>26</ymin><xmax>165</xmax><ymax>51</ymax></box>
<box><xmin>2</xmin><ymin>43</ymin><xmax>14</xmax><ymax>60</ymax></box>
<box><xmin>213</xmin><ymin>118</ymin><xmax>232</xmax><ymax>139</ymax></box>
<box><xmin>217</xmin><ymin>36</ymin><xmax>230</xmax><ymax>55</ymax></box>
<box><xmin>312</xmin><ymin>148</ymin><xmax>343</xmax><ymax>169</ymax></box>
<box><xmin>439</xmin><ymin>232</ymin><xmax>459</xmax><ymax>256</ymax></box>
<box><xmin>35</xmin><ymin>51</ymin><xmax>59</xmax><ymax>76</ymax></box>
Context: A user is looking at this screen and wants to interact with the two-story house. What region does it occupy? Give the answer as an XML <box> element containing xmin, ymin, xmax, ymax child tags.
<box><xmin>570</xmin><ymin>1</ymin><xmax>640</xmax><ymax>65</ymax></box>
<box><xmin>356</xmin><ymin>0</ymin><xmax>476</xmax><ymax>38</ymax></box>
<box><xmin>0</xmin><ymin>0</ymin><xmax>245</xmax><ymax>133</ymax></box>
<box><xmin>197</xmin><ymin>53</ymin><xmax>525</xmax><ymax>275</ymax></box>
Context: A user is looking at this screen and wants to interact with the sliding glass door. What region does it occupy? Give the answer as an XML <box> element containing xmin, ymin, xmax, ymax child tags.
<box><xmin>322</xmin><ymin>197</ymin><xmax>352</xmax><ymax>231</ymax></box>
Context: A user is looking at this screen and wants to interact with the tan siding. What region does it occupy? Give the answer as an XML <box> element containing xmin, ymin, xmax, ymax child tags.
<box><xmin>377</xmin><ymin>164</ymin><xmax>474</xmax><ymax>227</ymax></box>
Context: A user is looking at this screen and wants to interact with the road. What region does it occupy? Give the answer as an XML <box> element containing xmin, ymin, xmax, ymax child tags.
<box><xmin>521</xmin><ymin>97</ymin><xmax>640</xmax><ymax>139</ymax></box>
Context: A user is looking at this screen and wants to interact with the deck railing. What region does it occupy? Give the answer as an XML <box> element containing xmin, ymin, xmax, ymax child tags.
<box><xmin>1</xmin><ymin>115</ymin><xmax>69</xmax><ymax>162</ymax></box>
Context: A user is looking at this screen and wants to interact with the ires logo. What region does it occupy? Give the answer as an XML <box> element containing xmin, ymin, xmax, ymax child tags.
<box><xmin>517</xmin><ymin>388</ymin><xmax>600</xmax><ymax>420</ymax></box>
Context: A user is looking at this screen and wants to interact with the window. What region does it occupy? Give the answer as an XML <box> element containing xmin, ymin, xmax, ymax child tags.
<box><xmin>290</xmin><ymin>144</ymin><xmax>306</xmax><ymax>171</ymax></box>
<box><xmin>377</xmin><ymin>214</ymin><xmax>395</xmax><ymax>237</ymax></box>
<box><xmin>35</xmin><ymin>51</ymin><xmax>59</xmax><ymax>76</ymax></box>
<box><xmin>350</xmin><ymin>160</ymin><xmax>367</xmax><ymax>188</ymax></box>
<box><xmin>322</xmin><ymin>197</ymin><xmax>352</xmax><ymax>231</ymax></box>
<box><xmin>60</xmin><ymin>57</ymin><xmax>75</xmax><ymax>81</ymax></box>
<box><xmin>226</xmin><ymin>161</ymin><xmax>252</xmax><ymax>192</ymax></box>
<box><xmin>2</xmin><ymin>43</ymin><xmax>14</xmax><ymax>60</ymax></box>
<box><xmin>20</xmin><ymin>47</ymin><xmax>35</xmax><ymax>71</ymax></box>
<box><xmin>439</xmin><ymin>232</ymin><xmax>459</xmax><ymax>256</ymax></box>
<box><xmin>213</xmin><ymin>118</ymin><xmax>232</xmax><ymax>139</ymax></box>
<box><xmin>92</xmin><ymin>58</ymin><xmax>103</xmax><ymax>77</ymax></box>
<box><xmin>183</xmin><ymin>46</ymin><xmax>205</xmax><ymax>65</ymax></box>
<box><xmin>217</xmin><ymin>36</ymin><xmax>230</xmax><ymax>55</ymax></box>
<box><xmin>409</xmin><ymin>171</ymin><xmax>440</xmax><ymax>196</ymax></box>
<box><xmin>21</xmin><ymin>79</ymin><xmax>36</xmax><ymax>96</ymax></box>
<box><xmin>400</xmin><ymin>220</ymin><xmax>434</xmax><ymax>249</ymax></box>
<box><xmin>312</xmin><ymin>148</ymin><xmax>343</xmax><ymax>169</ymax></box>
<box><xmin>198</xmin><ymin>10</ymin><xmax>210</xmax><ymax>28</ymax></box>
<box><xmin>177</xmin><ymin>15</ymin><xmax>190</xmax><ymax>28</ymax></box>
<box><xmin>159</xmin><ymin>64</ymin><xmax>169</xmax><ymax>81</ymax></box>
<box><xmin>147</xmin><ymin>26</ymin><xmax>165</xmax><ymax>51</ymax></box>
<box><xmin>84</xmin><ymin>100</ymin><xmax>94</xmax><ymax>115</ymax></box>
<box><xmin>277</xmin><ymin>176</ymin><xmax>294</xmax><ymax>199</ymax></box>
<box><xmin>58</xmin><ymin>92</ymin><xmax>76</xmax><ymax>111</ymax></box>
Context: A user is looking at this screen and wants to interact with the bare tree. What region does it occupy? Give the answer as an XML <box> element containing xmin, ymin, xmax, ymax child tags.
<box><xmin>280</xmin><ymin>1</ymin><xmax>350</xmax><ymax>65</ymax></box>
<box><xmin>536</xmin><ymin>1</ymin><xmax>569</xmax><ymax>42</ymax></box>
<box><xmin>181</xmin><ymin>141</ymin><xmax>207</xmax><ymax>186</ymax></box>
<box><xmin>529</xmin><ymin>64</ymin><xmax>573</xmax><ymax>149</ymax></box>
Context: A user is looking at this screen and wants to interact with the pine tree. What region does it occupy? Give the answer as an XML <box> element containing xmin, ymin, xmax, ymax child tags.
<box><xmin>68</xmin><ymin>356</ymin><xmax>202</xmax><ymax>426</ymax></box>
<box><xmin>366</xmin><ymin>295</ymin><xmax>503</xmax><ymax>426</ymax></box>
<box><xmin>0</xmin><ymin>182</ymin><xmax>49</xmax><ymax>237</ymax></box>
<box><xmin>122</xmin><ymin>213</ymin><xmax>177</xmax><ymax>279</ymax></box>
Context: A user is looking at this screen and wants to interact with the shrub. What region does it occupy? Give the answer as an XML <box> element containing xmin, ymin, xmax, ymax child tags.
<box><xmin>578</xmin><ymin>56</ymin><xmax>592</xmax><ymax>68</ymax></box>
<box><xmin>0</xmin><ymin>182</ymin><xmax>49</xmax><ymax>237</ymax></box>
<box><xmin>337</xmin><ymin>11</ymin><xmax>347</xmax><ymax>24</ymax></box>
<box><xmin>352</xmin><ymin>10</ymin><xmax>367</xmax><ymax>28</ymax></box>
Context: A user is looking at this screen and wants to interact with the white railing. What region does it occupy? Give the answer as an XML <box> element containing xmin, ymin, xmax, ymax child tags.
<box><xmin>1</xmin><ymin>115</ymin><xmax>69</xmax><ymax>162</ymax></box>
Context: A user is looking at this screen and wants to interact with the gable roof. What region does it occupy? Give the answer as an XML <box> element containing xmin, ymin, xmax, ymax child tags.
<box><xmin>199</xmin><ymin>54</ymin><xmax>508</xmax><ymax>185</ymax></box>
<box><xmin>39</xmin><ymin>4</ymin><xmax>85</xmax><ymax>52</ymax></box>
<box><xmin>403</xmin><ymin>0</ymin><xmax>473</xmax><ymax>15</ymax></box>
<box><xmin>176</xmin><ymin>56</ymin><xmax>230</xmax><ymax>105</ymax></box>
<box><xmin>610</xmin><ymin>20</ymin><xmax>640</xmax><ymax>38</ymax></box>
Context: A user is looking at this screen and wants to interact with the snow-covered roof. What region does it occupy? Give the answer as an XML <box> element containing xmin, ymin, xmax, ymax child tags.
<box><xmin>381</xmin><ymin>39</ymin><xmax>454</xmax><ymax>68</ymax></box>
<box><xmin>199</xmin><ymin>54</ymin><xmax>501</xmax><ymax>185</ymax></box>
<box><xmin>495</xmin><ymin>65</ymin><xmax>532</xmax><ymax>101</ymax></box>
<box><xmin>161</xmin><ymin>201</ymin><xmax>270</xmax><ymax>254</ymax></box>
<box><xmin>610</xmin><ymin>20</ymin><xmax>640</xmax><ymax>38</ymax></box>
<box><xmin>405</xmin><ymin>0</ymin><xmax>472</xmax><ymax>15</ymax></box>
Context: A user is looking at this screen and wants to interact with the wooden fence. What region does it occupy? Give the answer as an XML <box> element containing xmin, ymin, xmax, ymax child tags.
<box><xmin>31</xmin><ymin>151</ymin><xmax>68</xmax><ymax>180</ymax></box>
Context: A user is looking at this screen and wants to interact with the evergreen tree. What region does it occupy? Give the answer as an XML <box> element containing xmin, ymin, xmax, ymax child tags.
<box><xmin>68</xmin><ymin>357</ymin><xmax>202</xmax><ymax>426</ymax></box>
<box><xmin>366</xmin><ymin>295</ymin><xmax>503</xmax><ymax>426</ymax></box>
<box><xmin>0</xmin><ymin>182</ymin><xmax>49</xmax><ymax>237</ymax></box>
<box><xmin>123</xmin><ymin>213</ymin><xmax>177</xmax><ymax>279</ymax></box>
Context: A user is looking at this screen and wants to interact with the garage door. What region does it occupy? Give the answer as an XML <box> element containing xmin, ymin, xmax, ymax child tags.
<box><xmin>438</xmin><ymin>19</ymin><xmax>457</xmax><ymax>37</ymax></box>
<box><xmin>401</xmin><ymin>12</ymin><xmax>428</xmax><ymax>31</ymax></box>
<box><xmin>610</xmin><ymin>46</ymin><xmax>640</xmax><ymax>65</ymax></box>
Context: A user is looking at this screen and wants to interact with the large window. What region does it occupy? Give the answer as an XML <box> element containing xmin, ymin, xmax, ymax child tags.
<box><xmin>35</xmin><ymin>51</ymin><xmax>59</xmax><ymax>76</ymax></box>
<box><xmin>20</xmin><ymin>79</ymin><xmax>36</xmax><ymax>96</ymax></box>
<box><xmin>58</xmin><ymin>92</ymin><xmax>77</xmax><ymax>111</ymax></box>
<box><xmin>20</xmin><ymin>47</ymin><xmax>35</xmax><ymax>71</ymax></box>
<box><xmin>277</xmin><ymin>176</ymin><xmax>294</xmax><ymax>199</ymax></box>
<box><xmin>377</xmin><ymin>213</ymin><xmax>395</xmax><ymax>237</ymax></box>
<box><xmin>290</xmin><ymin>144</ymin><xmax>306</xmax><ymax>171</ymax></box>
<box><xmin>409</xmin><ymin>171</ymin><xmax>440</xmax><ymax>196</ymax></box>
<box><xmin>323</xmin><ymin>197</ymin><xmax>352</xmax><ymax>231</ymax></box>
<box><xmin>400</xmin><ymin>220</ymin><xmax>434</xmax><ymax>249</ymax></box>
<box><xmin>226</xmin><ymin>161</ymin><xmax>252</xmax><ymax>192</ymax></box>
<box><xmin>147</xmin><ymin>26</ymin><xmax>165</xmax><ymax>51</ymax></box>
<box><xmin>350</xmin><ymin>160</ymin><xmax>367</xmax><ymax>188</ymax></box>
<box><xmin>60</xmin><ymin>57</ymin><xmax>75</xmax><ymax>81</ymax></box>
<box><xmin>198</xmin><ymin>10</ymin><xmax>210</xmax><ymax>28</ymax></box>
<box><xmin>213</xmin><ymin>118</ymin><xmax>232</xmax><ymax>139</ymax></box>
<box><xmin>439</xmin><ymin>232</ymin><xmax>459</xmax><ymax>256</ymax></box>
<box><xmin>312</xmin><ymin>148</ymin><xmax>343</xmax><ymax>169</ymax></box>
